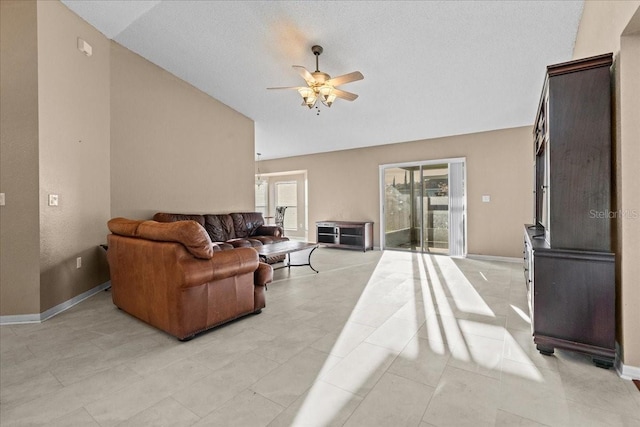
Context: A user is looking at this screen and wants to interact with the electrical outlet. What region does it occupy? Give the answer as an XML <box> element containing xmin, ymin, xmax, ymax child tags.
<box><xmin>76</xmin><ymin>257</ymin><xmax>82</xmax><ymax>269</ymax></box>
<box><xmin>49</xmin><ymin>194</ymin><xmax>59</xmax><ymax>206</ymax></box>
<box><xmin>482</xmin><ymin>195</ymin><xmax>491</xmax><ymax>203</ymax></box>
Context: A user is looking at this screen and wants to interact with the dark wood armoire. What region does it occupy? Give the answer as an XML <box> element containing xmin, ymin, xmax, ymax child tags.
<box><xmin>523</xmin><ymin>53</ymin><xmax>616</xmax><ymax>368</ymax></box>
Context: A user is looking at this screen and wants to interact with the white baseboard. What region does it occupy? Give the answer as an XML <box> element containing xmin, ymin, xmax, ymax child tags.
<box><xmin>0</xmin><ymin>281</ymin><xmax>110</xmax><ymax>325</ymax></box>
<box><xmin>467</xmin><ymin>254</ymin><xmax>521</xmax><ymax>263</ymax></box>
<box><xmin>617</xmin><ymin>360</ymin><xmax>640</xmax><ymax>380</ymax></box>
<box><xmin>616</xmin><ymin>344</ymin><xmax>640</xmax><ymax>380</ymax></box>
<box><xmin>0</xmin><ymin>313</ymin><xmax>41</xmax><ymax>325</ymax></box>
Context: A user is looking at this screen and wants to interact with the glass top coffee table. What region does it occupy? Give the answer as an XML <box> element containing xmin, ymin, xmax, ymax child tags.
<box><xmin>255</xmin><ymin>241</ymin><xmax>319</xmax><ymax>273</ymax></box>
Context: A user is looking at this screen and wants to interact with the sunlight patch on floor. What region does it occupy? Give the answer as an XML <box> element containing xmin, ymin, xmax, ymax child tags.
<box><xmin>291</xmin><ymin>251</ymin><xmax>543</xmax><ymax>426</ymax></box>
<box><xmin>412</xmin><ymin>250</ymin><xmax>440</xmax><ymax>355</ymax></box>
<box><xmin>510</xmin><ymin>304</ymin><xmax>532</xmax><ymax>324</ymax></box>
<box><xmin>502</xmin><ymin>333</ymin><xmax>544</xmax><ymax>382</ymax></box>
<box><xmin>432</xmin><ymin>255</ymin><xmax>495</xmax><ymax>317</ymax></box>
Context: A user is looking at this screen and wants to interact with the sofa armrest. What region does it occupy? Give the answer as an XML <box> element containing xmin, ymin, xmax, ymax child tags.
<box><xmin>255</xmin><ymin>225</ymin><xmax>284</xmax><ymax>238</ymax></box>
<box><xmin>253</xmin><ymin>262</ymin><xmax>272</xmax><ymax>311</ymax></box>
<box><xmin>254</xmin><ymin>262</ymin><xmax>273</xmax><ymax>287</ymax></box>
<box><xmin>180</xmin><ymin>247</ymin><xmax>259</xmax><ymax>288</ymax></box>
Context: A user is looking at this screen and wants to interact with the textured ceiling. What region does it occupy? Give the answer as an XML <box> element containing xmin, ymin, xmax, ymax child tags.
<box><xmin>61</xmin><ymin>1</ymin><xmax>584</xmax><ymax>160</ymax></box>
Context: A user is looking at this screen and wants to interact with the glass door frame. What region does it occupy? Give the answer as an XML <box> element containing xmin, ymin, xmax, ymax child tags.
<box><xmin>379</xmin><ymin>157</ymin><xmax>467</xmax><ymax>256</ymax></box>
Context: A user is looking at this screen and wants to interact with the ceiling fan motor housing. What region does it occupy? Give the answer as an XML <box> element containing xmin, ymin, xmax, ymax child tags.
<box><xmin>311</xmin><ymin>71</ymin><xmax>330</xmax><ymax>84</ymax></box>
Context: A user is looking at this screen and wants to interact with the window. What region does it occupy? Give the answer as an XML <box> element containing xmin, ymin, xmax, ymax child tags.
<box><xmin>255</xmin><ymin>182</ymin><xmax>268</xmax><ymax>217</ymax></box>
<box><xmin>275</xmin><ymin>181</ymin><xmax>297</xmax><ymax>231</ymax></box>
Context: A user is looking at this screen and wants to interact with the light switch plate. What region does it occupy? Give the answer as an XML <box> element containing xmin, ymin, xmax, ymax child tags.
<box><xmin>482</xmin><ymin>195</ymin><xmax>491</xmax><ymax>203</ymax></box>
<box><xmin>0</xmin><ymin>193</ymin><xmax>5</xmax><ymax>206</ymax></box>
<box><xmin>48</xmin><ymin>194</ymin><xmax>59</xmax><ymax>206</ymax></box>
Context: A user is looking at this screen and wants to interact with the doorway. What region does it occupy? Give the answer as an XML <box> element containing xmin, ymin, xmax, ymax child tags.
<box><xmin>254</xmin><ymin>170</ymin><xmax>308</xmax><ymax>240</ymax></box>
<box><xmin>380</xmin><ymin>158</ymin><xmax>466</xmax><ymax>256</ymax></box>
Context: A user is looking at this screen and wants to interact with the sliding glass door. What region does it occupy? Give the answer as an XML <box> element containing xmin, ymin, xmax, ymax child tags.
<box><xmin>383</xmin><ymin>166</ymin><xmax>420</xmax><ymax>250</ymax></box>
<box><xmin>381</xmin><ymin>159</ymin><xmax>465</xmax><ymax>256</ymax></box>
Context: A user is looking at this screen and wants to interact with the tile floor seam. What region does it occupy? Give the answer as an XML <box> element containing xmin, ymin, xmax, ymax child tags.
<box><xmin>161</xmin><ymin>395</ymin><xmax>206</xmax><ymax>425</ymax></box>
<box><xmin>90</xmin><ymin>388</ymin><xmax>173</xmax><ymax>425</ymax></box>
<box><xmin>561</xmin><ymin>393</ymin><xmax>640</xmax><ymax>418</ymax></box>
<box><xmin>496</xmin><ymin>408</ymin><xmax>553</xmax><ymax>427</ymax></box>
<box><xmin>337</xmin><ymin>339</ymin><xmax>403</xmax><ymax>367</ymax></box>
<box><xmin>249</xmin><ymin>386</ymin><xmax>297</xmax><ymax>415</ymax></box>
<box><xmin>338</xmin><ymin>386</ymin><xmax>368</xmax><ymax>427</ymax></box>
<box><xmin>417</xmin><ymin>382</ymin><xmax>437</xmax><ymax>426</ymax></box>
<box><xmin>311</xmin><ymin>376</ymin><xmax>365</xmax><ymax>403</ymax></box>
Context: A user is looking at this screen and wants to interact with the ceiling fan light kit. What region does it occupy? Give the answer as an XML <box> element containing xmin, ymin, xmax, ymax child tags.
<box><xmin>268</xmin><ymin>45</ymin><xmax>363</xmax><ymax>112</ymax></box>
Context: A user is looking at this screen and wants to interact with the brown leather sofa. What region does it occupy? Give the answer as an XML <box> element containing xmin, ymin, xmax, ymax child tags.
<box><xmin>106</xmin><ymin>217</ymin><xmax>273</xmax><ymax>340</ymax></box>
<box><xmin>154</xmin><ymin>212</ymin><xmax>288</xmax><ymax>263</ymax></box>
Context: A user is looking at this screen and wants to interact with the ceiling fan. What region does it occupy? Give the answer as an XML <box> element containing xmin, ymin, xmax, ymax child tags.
<box><xmin>268</xmin><ymin>45</ymin><xmax>364</xmax><ymax>110</ymax></box>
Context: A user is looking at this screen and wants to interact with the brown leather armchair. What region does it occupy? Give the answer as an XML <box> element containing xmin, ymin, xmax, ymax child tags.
<box><xmin>106</xmin><ymin>217</ymin><xmax>273</xmax><ymax>340</ymax></box>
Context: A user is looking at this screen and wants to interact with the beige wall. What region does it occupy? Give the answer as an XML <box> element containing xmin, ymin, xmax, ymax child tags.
<box><xmin>1</xmin><ymin>0</ymin><xmax>254</xmax><ymax>317</ymax></box>
<box><xmin>0</xmin><ymin>0</ymin><xmax>41</xmax><ymax>315</ymax></box>
<box><xmin>110</xmin><ymin>43</ymin><xmax>255</xmax><ymax>220</ymax></box>
<box><xmin>261</xmin><ymin>126</ymin><xmax>533</xmax><ymax>258</ymax></box>
<box><xmin>36</xmin><ymin>1</ymin><xmax>111</xmax><ymax>311</ymax></box>
<box><xmin>573</xmin><ymin>1</ymin><xmax>640</xmax><ymax>370</ymax></box>
<box><xmin>573</xmin><ymin>1</ymin><xmax>640</xmax><ymax>58</ymax></box>
<box><xmin>619</xmin><ymin>8</ymin><xmax>640</xmax><ymax>374</ymax></box>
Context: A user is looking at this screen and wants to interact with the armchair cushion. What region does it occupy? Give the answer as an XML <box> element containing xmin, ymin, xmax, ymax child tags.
<box><xmin>108</xmin><ymin>217</ymin><xmax>214</xmax><ymax>260</ymax></box>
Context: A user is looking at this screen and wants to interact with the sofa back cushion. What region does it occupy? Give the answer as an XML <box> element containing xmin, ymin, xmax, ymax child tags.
<box><xmin>204</xmin><ymin>214</ymin><xmax>236</xmax><ymax>242</ymax></box>
<box><xmin>231</xmin><ymin>212</ymin><xmax>265</xmax><ymax>238</ymax></box>
<box><xmin>108</xmin><ymin>217</ymin><xmax>214</xmax><ymax>259</ymax></box>
<box><xmin>153</xmin><ymin>212</ymin><xmax>205</xmax><ymax>227</ymax></box>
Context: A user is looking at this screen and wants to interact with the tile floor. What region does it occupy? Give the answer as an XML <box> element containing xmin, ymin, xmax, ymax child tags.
<box><xmin>1</xmin><ymin>249</ymin><xmax>639</xmax><ymax>426</ymax></box>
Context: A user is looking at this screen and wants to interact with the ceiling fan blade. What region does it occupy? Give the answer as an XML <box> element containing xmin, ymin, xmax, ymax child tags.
<box><xmin>292</xmin><ymin>65</ymin><xmax>316</xmax><ymax>85</ymax></box>
<box><xmin>267</xmin><ymin>86</ymin><xmax>303</xmax><ymax>90</ymax></box>
<box><xmin>333</xmin><ymin>88</ymin><xmax>359</xmax><ymax>101</ymax></box>
<box><xmin>326</xmin><ymin>71</ymin><xmax>364</xmax><ymax>87</ymax></box>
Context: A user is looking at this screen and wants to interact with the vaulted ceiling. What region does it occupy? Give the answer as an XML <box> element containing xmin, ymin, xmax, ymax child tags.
<box><xmin>61</xmin><ymin>1</ymin><xmax>583</xmax><ymax>159</ymax></box>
